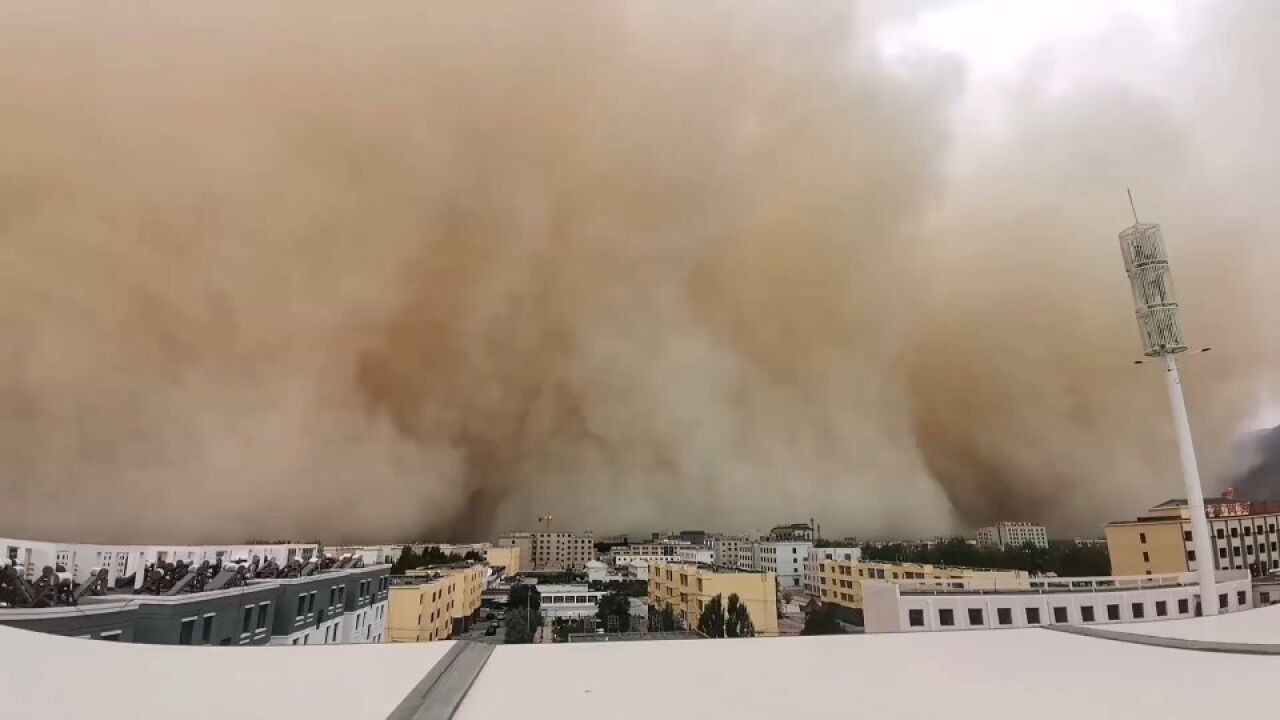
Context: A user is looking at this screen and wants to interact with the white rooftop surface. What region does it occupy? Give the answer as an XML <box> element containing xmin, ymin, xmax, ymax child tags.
<box><xmin>457</xmin><ymin>630</ymin><xmax>1280</xmax><ymax>719</ymax></box>
<box><xmin>1089</xmin><ymin>602</ymin><xmax>1280</xmax><ymax>644</ymax></box>
<box><xmin>0</xmin><ymin>624</ymin><xmax>453</xmax><ymax>720</ymax></box>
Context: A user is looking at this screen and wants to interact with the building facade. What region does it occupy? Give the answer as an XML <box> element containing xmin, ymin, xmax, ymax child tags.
<box><xmin>803</xmin><ymin>547</ymin><xmax>861</xmax><ymax>596</ymax></box>
<box><xmin>754</xmin><ymin>541</ymin><xmax>812</xmax><ymax>589</ymax></box>
<box><xmin>537</xmin><ymin>584</ymin><xmax>608</xmax><ymax>621</ymax></box>
<box><xmin>648</xmin><ymin>561</ymin><xmax>779</xmax><ymax>637</ymax></box>
<box><xmin>975</xmin><ymin>522</ymin><xmax>1049</xmax><ymax>548</ymax></box>
<box><xmin>500</xmin><ymin>533</ymin><xmax>594</xmax><ymax>571</ymax></box>
<box><xmin>485</xmin><ymin>546</ymin><xmax>524</xmax><ymax>576</ymax></box>
<box><xmin>862</xmin><ymin>570</ymin><xmax>1253</xmax><ymax>633</ymax></box>
<box><xmin>769</xmin><ymin>523</ymin><xmax>816</xmax><ymax>542</ymax></box>
<box><xmin>817</xmin><ymin>560</ymin><xmax>1028</xmax><ymax>610</ymax></box>
<box><xmin>386</xmin><ymin>564</ymin><xmax>486</xmax><ymax>643</ymax></box>
<box><xmin>1106</xmin><ymin>497</ymin><xmax>1280</xmax><ymax>577</ymax></box>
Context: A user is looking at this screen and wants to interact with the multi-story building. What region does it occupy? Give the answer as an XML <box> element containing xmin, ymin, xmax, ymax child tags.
<box><xmin>0</xmin><ymin>536</ymin><xmax>319</xmax><ymax>585</ymax></box>
<box><xmin>711</xmin><ymin>536</ymin><xmax>746</xmax><ymax>570</ymax></box>
<box><xmin>387</xmin><ymin>563</ymin><xmax>486</xmax><ymax>643</ymax></box>
<box><xmin>1106</xmin><ymin>496</ymin><xmax>1280</xmax><ymax>577</ymax></box>
<box><xmin>499</xmin><ymin>532</ymin><xmax>594</xmax><ymax>571</ymax></box>
<box><xmin>537</xmin><ymin>584</ymin><xmax>609</xmax><ymax>621</ymax></box>
<box><xmin>0</xmin><ymin>563</ymin><xmax>390</xmax><ymax>646</ymax></box>
<box><xmin>754</xmin><ymin>541</ymin><xmax>813</xmax><ymax>590</ymax></box>
<box><xmin>975</xmin><ymin>522</ymin><xmax>1049</xmax><ymax>548</ymax></box>
<box><xmin>862</xmin><ymin>570</ymin><xmax>1253</xmax><ymax>633</ymax></box>
<box><xmin>648</xmin><ymin>561</ymin><xmax>779</xmax><ymax>637</ymax></box>
<box><xmin>817</xmin><ymin>559</ymin><xmax>1028</xmax><ymax>610</ymax></box>
<box><xmin>485</xmin><ymin>545</ymin><xmax>524</xmax><ymax>576</ymax></box>
<box><xmin>804</xmin><ymin>547</ymin><xmax>861</xmax><ymax>596</ymax></box>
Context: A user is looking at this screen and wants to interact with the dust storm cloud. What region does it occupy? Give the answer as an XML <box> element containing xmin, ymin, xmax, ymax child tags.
<box><xmin>0</xmin><ymin>1</ymin><xmax>1276</xmax><ymax>543</ymax></box>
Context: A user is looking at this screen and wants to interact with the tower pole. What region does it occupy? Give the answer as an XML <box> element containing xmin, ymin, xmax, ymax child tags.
<box><xmin>1161</xmin><ymin>353</ymin><xmax>1217</xmax><ymax>615</ymax></box>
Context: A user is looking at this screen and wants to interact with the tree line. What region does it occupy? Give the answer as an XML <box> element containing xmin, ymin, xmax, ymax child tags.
<box><xmin>859</xmin><ymin>537</ymin><xmax>1110</xmax><ymax>577</ymax></box>
<box><xmin>390</xmin><ymin>545</ymin><xmax>485</xmax><ymax>574</ymax></box>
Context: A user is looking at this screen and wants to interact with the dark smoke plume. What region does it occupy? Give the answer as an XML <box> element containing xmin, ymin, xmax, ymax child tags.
<box><xmin>0</xmin><ymin>1</ymin><xmax>1277</xmax><ymax>543</ymax></box>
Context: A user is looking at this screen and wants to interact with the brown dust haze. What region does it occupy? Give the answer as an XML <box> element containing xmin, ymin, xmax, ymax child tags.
<box><xmin>1</xmin><ymin>1</ymin><xmax>1278</xmax><ymax>543</ymax></box>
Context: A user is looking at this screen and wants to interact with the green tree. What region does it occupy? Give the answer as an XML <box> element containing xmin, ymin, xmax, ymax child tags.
<box><xmin>725</xmin><ymin>593</ymin><xmax>754</xmax><ymax>637</ymax></box>
<box><xmin>649</xmin><ymin>604</ymin><xmax>678</xmax><ymax>631</ymax></box>
<box><xmin>697</xmin><ymin>595</ymin><xmax>726</xmax><ymax>637</ymax></box>
<box><xmin>463</xmin><ymin>550</ymin><xmax>485</xmax><ymax>562</ymax></box>
<box><xmin>505</xmin><ymin>608</ymin><xmax>537</xmax><ymax>644</ymax></box>
<box><xmin>596</xmin><ymin>591</ymin><xmax>633</xmax><ymax>633</ymax></box>
<box><xmin>508</xmin><ymin>583</ymin><xmax>541</xmax><ymax>614</ymax></box>
<box><xmin>800</xmin><ymin>604</ymin><xmax>843</xmax><ymax>635</ymax></box>
<box><xmin>391</xmin><ymin>545</ymin><xmax>416</xmax><ymax>574</ymax></box>
<box><xmin>697</xmin><ymin>593</ymin><xmax>754</xmax><ymax>638</ymax></box>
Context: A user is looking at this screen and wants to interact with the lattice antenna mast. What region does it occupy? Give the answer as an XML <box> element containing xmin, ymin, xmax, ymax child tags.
<box><xmin>1117</xmin><ymin>193</ymin><xmax>1217</xmax><ymax>615</ymax></box>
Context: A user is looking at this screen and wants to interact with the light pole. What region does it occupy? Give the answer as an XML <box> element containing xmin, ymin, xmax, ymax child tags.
<box><xmin>1117</xmin><ymin>198</ymin><xmax>1217</xmax><ymax>614</ymax></box>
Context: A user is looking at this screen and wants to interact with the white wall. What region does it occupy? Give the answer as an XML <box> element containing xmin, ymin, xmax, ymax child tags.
<box><xmin>863</xmin><ymin>575</ymin><xmax>1254</xmax><ymax>633</ymax></box>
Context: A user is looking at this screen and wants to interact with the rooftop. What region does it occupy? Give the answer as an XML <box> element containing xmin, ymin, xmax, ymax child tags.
<box><xmin>7</xmin><ymin>606</ymin><xmax>1280</xmax><ymax>718</ymax></box>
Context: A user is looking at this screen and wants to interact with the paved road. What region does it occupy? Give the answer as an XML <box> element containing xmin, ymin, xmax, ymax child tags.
<box><xmin>456</xmin><ymin>620</ymin><xmax>506</xmax><ymax>645</ymax></box>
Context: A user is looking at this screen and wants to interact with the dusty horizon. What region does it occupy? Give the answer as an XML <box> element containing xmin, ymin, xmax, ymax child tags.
<box><xmin>1</xmin><ymin>1</ymin><xmax>1278</xmax><ymax>544</ymax></box>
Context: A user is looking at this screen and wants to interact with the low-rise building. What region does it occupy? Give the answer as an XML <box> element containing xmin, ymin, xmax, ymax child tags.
<box><xmin>975</xmin><ymin>522</ymin><xmax>1049</xmax><ymax>548</ymax></box>
<box><xmin>818</xmin><ymin>560</ymin><xmax>1028</xmax><ymax>610</ymax></box>
<box><xmin>1106</xmin><ymin>496</ymin><xmax>1280</xmax><ymax>578</ymax></box>
<box><xmin>648</xmin><ymin>561</ymin><xmax>779</xmax><ymax>637</ymax></box>
<box><xmin>862</xmin><ymin>570</ymin><xmax>1253</xmax><ymax>633</ymax></box>
<box><xmin>537</xmin><ymin>584</ymin><xmax>608</xmax><ymax>621</ymax></box>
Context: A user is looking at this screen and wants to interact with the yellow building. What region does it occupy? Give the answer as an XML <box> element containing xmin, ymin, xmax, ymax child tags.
<box><xmin>818</xmin><ymin>560</ymin><xmax>1029</xmax><ymax>610</ymax></box>
<box><xmin>485</xmin><ymin>545</ymin><xmax>524</xmax><ymax>577</ymax></box>
<box><xmin>1106</xmin><ymin>497</ymin><xmax>1280</xmax><ymax>577</ymax></box>
<box><xmin>387</xmin><ymin>563</ymin><xmax>487</xmax><ymax>643</ymax></box>
<box><xmin>649</xmin><ymin>561</ymin><xmax>778</xmax><ymax>637</ymax></box>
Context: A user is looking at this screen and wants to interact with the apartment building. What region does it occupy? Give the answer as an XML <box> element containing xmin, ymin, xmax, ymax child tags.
<box><xmin>1106</xmin><ymin>496</ymin><xmax>1280</xmax><ymax>577</ymax></box>
<box><xmin>817</xmin><ymin>559</ymin><xmax>1028</xmax><ymax>610</ymax></box>
<box><xmin>485</xmin><ymin>545</ymin><xmax>524</xmax><ymax>576</ymax></box>
<box><xmin>648</xmin><ymin>561</ymin><xmax>779</xmax><ymax>637</ymax></box>
<box><xmin>769</xmin><ymin>523</ymin><xmax>816</xmax><ymax>541</ymax></box>
<box><xmin>975</xmin><ymin>522</ymin><xmax>1049</xmax><ymax>549</ymax></box>
<box><xmin>711</xmin><ymin>537</ymin><xmax>746</xmax><ymax>569</ymax></box>
<box><xmin>754</xmin><ymin>541</ymin><xmax>813</xmax><ymax>589</ymax></box>
<box><xmin>0</xmin><ymin>536</ymin><xmax>319</xmax><ymax>585</ymax></box>
<box><xmin>862</xmin><ymin>570</ymin><xmax>1253</xmax><ymax>633</ymax></box>
<box><xmin>387</xmin><ymin>564</ymin><xmax>486</xmax><ymax>643</ymax></box>
<box><xmin>498</xmin><ymin>532</ymin><xmax>594</xmax><ymax>571</ymax></box>
<box><xmin>804</xmin><ymin>547</ymin><xmax>861</xmax><ymax>595</ymax></box>
<box><xmin>0</xmin><ymin>563</ymin><xmax>390</xmax><ymax>646</ymax></box>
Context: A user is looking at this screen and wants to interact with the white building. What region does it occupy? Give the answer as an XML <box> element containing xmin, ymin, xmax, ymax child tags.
<box><xmin>804</xmin><ymin>547</ymin><xmax>861</xmax><ymax>595</ymax></box>
<box><xmin>675</xmin><ymin>546</ymin><xmax>714</xmax><ymax>565</ymax></box>
<box><xmin>711</xmin><ymin>536</ymin><xmax>745</xmax><ymax>569</ymax></box>
<box><xmin>584</xmin><ymin>560</ymin><xmax>612</xmax><ymax>583</ymax></box>
<box><xmin>755</xmin><ymin>541</ymin><xmax>813</xmax><ymax>589</ymax></box>
<box><xmin>0</xmin><ymin>536</ymin><xmax>319</xmax><ymax>586</ymax></box>
<box><xmin>536</xmin><ymin>584</ymin><xmax>608</xmax><ymax>621</ymax></box>
<box><xmin>609</xmin><ymin>541</ymin><xmax>688</xmax><ymax>568</ymax></box>
<box><xmin>862</xmin><ymin>570</ymin><xmax>1252</xmax><ymax>633</ymax></box>
<box><xmin>975</xmin><ymin>522</ymin><xmax>1048</xmax><ymax>549</ymax></box>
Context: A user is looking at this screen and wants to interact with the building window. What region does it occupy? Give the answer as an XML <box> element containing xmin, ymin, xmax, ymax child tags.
<box><xmin>997</xmin><ymin>608</ymin><xmax>1012</xmax><ymax>626</ymax></box>
<box><xmin>1231</xmin><ymin>527</ymin><xmax>1239</xmax><ymax>538</ymax></box>
<box><xmin>1245</xmin><ymin>527</ymin><xmax>1252</xmax><ymax>536</ymax></box>
<box><xmin>1139</xmin><ymin>532</ymin><xmax>1147</xmax><ymax>544</ymax></box>
<box><xmin>179</xmin><ymin>619</ymin><xmax>195</xmax><ymax>646</ymax></box>
<box><xmin>967</xmin><ymin>608</ymin><xmax>984</xmax><ymax>626</ymax></box>
<box><xmin>938</xmin><ymin>609</ymin><xmax>955</xmax><ymax>627</ymax></box>
<box><xmin>1219</xmin><ymin>548</ymin><xmax>1228</xmax><ymax>559</ymax></box>
<box><xmin>1053</xmin><ymin>607</ymin><xmax>1068</xmax><ymax>623</ymax></box>
<box><xmin>1155</xmin><ymin>600</ymin><xmax>1168</xmax><ymax>617</ymax></box>
<box><xmin>1026</xmin><ymin>607</ymin><xmax>1041</xmax><ymax>624</ymax></box>
<box><xmin>1219</xmin><ymin>593</ymin><xmax>1228</xmax><ymax>610</ymax></box>
<box><xmin>1238</xmin><ymin>591</ymin><xmax>1247</xmax><ymax>606</ymax></box>
<box><xmin>1262</xmin><ymin>592</ymin><xmax>1272</xmax><ymax>605</ymax></box>
<box><xmin>1131</xmin><ymin>603</ymin><xmax>1145</xmax><ymax>619</ymax></box>
<box><xmin>1217</xmin><ymin>529</ymin><xmax>1225</xmax><ymax>539</ymax></box>
<box><xmin>1178</xmin><ymin>598</ymin><xmax>1190</xmax><ymax>614</ymax></box>
<box><xmin>202</xmin><ymin>615</ymin><xmax>215</xmax><ymax>644</ymax></box>
<box><xmin>1187</xmin><ymin>550</ymin><xmax>1196</xmax><ymax>562</ymax></box>
<box><xmin>257</xmin><ymin>603</ymin><xmax>270</xmax><ymax>630</ymax></box>
<box><xmin>1142</xmin><ymin>551</ymin><xmax>1150</xmax><ymax>563</ymax></box>
<box><xmin>1106</xmin><ymin>604</ymin><xmax>1120</xmax><ymax>621</ymax></box>
<box><xmin>242</xmin><ymin>607</ymin><xmax>253</xmax><ymax>634</ymax></box>
<box><xmin>1080</xmin><ymin>606</ymin><xmax>1095</xmax><ymax>622</ymax></box>
<box><xmin>908</xmin><ymin>609</ymin><xmax>924</xmax><ymax>627</ymax></box>
<box><xmin>1233</xmin><ymin>547</ymin><xmax>1241</xmax><ymax>557</ymax></box>
<box><xmin>1183</xmin><ymin>531</ymin><xmax>1193</xmax><ymax>542</ymax></box>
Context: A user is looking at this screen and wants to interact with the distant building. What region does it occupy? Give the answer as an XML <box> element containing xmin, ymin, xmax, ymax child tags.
<box><xmin>769</xmin><ymin>523</ymin><xmax>816</xmax><ymax>542</ymax></box>
<box><xmin>862</xmin><ymin>570</ymin><xmax>1253</xmax><ymax>633</ymax></box>
<box><xmin>530</xmin><ymin>533</ymin><xmax>595</xmax><ymax>571</ymax></box>
<box><xmin>678</xmin><ymin>530</ymin><xmax>708</xmax><ymax>546</ymax></box>
<box><xmin>648</xmin><ymin>561</ymin><xmax>779</xmax><ymax>636</ymax></box>
<box><xmin>975</xmin><ymin>522</ymin><xmax>1048</xmax><ymax>549</ymax></box>
<box><xmin>1105</xmin><ymin>495</ymin><xmax>1280</xmax><ymax>577</ymax></box>
<box><xmin>754</xmin><ymin>541</ymin><xmax>813</xmax><ymax>590</ymax></box>
<box><xmin>537</xmin><ymin>584</ymin><xmax>608</xmax><ymax>622</ymax></box>
<box><xmin>711</xmin><ymin>536</ymin><xmax>747</xmax><ymax>570</ymax></box>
